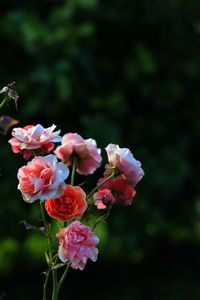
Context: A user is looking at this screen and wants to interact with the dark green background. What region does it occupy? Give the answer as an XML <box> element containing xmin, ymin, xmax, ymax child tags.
<box><xmin>1</xmin><ymin>0</ymin><xmax>200</xmax><ymax>299</ymax></box>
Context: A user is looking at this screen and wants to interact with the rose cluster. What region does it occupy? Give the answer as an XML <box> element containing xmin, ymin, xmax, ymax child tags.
<box><xmin>9</xmin><ymin>124</ymin><xmax>144</xmax><ymax>271</ymax></box>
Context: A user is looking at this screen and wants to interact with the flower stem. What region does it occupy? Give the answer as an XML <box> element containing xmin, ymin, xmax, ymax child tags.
<box><xmin>43</xmin><ymin>267</ymin><xmax>50</xmax><ymax>300</ymax></box>
<box><xmin>40</xmin><ymin>201</ymin><xmax>58</xmax><ymax>300</ymax></box>
<box><xmin>71</xmin><ymin>157</ymin><xmax>76</xmax><ymax>185</ymax></box>
<box><xmin>52</xmin><ymin>271</ymin><xmax>58</xmax><ymax>300</ymax></box>
<box><xmin>92</xmin><ymin>204</ymin><xmax>113</xmax><ymax>230</ymax></box>
<box><xmin>40</xmin><ymin>201</ymin><xmax>52</xmax><ymax>299</ymax></box>
<box><xmin>0</xmin><ymin>96</ymin><xmax>8</xmax><ymax>110</ymax></box>
<box><xmin>57</xmin><ymin>263</ymin><xmax>70</xmax><ymax>293</ymax></box>
<box><xmin>87</xmin><ymin>172</ymin><xmax>115</xmax><ymax>199</ymax></box>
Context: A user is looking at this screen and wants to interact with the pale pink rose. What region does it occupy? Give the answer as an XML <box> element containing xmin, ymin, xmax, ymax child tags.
<box><xmin>9</xmin><ymin>124</ymin><xmax>61</xmax><ymax>159</ymax></box>
<box><xmin>93</xmin><ymin>189</ymin><xmax>115</xmax><ymax>209</ymax></box>
<box><xmin>57</xmin><ymin>221</ymin><xmax>99</xmax><ymax>270</ymax></box>
<box><xmin>98</xmin><ymin>177</ymin><xmax>136</xmax><ymax>206</ymax></box>
<box><xmin>105</xmin><ymin>144</ymin><xmax>144</xmax><ymax>186</ymax></box>
<box><xmin>17</xmin><ymin>154</ymin><xmax>69</xmax><ymax>203</ymax></box>
<box><xmin>54</xmin><ymin>133</ymin><xmax>102</xmax><ymax>175</ymax></box>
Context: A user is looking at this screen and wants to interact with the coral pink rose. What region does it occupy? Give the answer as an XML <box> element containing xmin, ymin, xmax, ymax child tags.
<box><xmin>54</xmin><ymin>133</ymin><xmax>102</xmax><ymax>175</ymax></box>
<box><xmin>9</xmin><ymin>124</ymin><xmax>61</xmax><ymax>159</ymax></box>
<box><xmin>98</xmin><ymin>177</ymin><xmax>136</xmax><ymax>206</ymax></box>
<box><xmin>93</xmin><ymin>189</ymin><xmax>115</xmax><ymax>209</ymax></box>
<box><xmin>105</xmin><ymin>144</ymin><xmax>144</xmax><ymax>186</ymax></box>
<box><xmin>17</xmin><ymin>154</ymin><xmax>69</xmax><ymax>203</ymax></box>
<box><xmin>56</xmin><ymin>221</ymin><xmax>99</xmax><ymax>270</ymax></box>
<box><xmin>45</xmin><ymin>185</ymin><xmax>87</xmax><ymax>222</ymax></box>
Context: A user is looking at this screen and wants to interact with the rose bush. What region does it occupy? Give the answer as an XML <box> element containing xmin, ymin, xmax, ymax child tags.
<box><xmin>10</xmin><ymin>123</ymin><xmax>144</xmax><ymax>299</ymax></box>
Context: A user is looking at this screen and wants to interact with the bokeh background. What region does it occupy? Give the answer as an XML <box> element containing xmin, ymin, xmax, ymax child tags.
<box><xmin>1</xmin><ymin>0</ymin><xmax>200</xmax><ymax>299</ymax></box>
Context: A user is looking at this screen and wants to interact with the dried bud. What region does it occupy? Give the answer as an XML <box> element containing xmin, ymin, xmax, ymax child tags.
<box><xmin>0</xmin><ymin>82</ymin><xmax>19</xmax><ymax>109</ymax></box>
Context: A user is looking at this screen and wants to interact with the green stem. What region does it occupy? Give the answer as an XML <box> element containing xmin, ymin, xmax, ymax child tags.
<box><xmin>43</xmin><ymin>267</ymin><xmax>50</xmax><ymax>300</ymax></box>
<box><xmin>57</xmin><ymin>263</ymin><xmax>70</xmax><ymax>293</ymax></box>
<box><xmin>92</xmin><ymin>204</ymin><xmax>113</xmax><ymax>230</ymax></box>
<box><xmin>40</xmin><ymin>201</ymin><xmax>52</xmax><ymax>300</ymax></box>
<box><xmin>63</xmin><ymin>157</ymin><xmax>77</xmax><ymax>227</ymax></box>
<box><xmin>0</xmin><ymin>96</ymin><xmax>8</xmax><ymax>110</ymax></box>
<box><xmin>87</xmin><ymin>172</ymin><xmax>115</xmax><ymax>200</ymax></box>
<box><xmin>71</xmin><ymin>157</ymin><xmax>76</xmax><ymax>185</ymax></box>
<box><xmin>40</xmin><ymin>201</ymin><xmax>47</xmax><ymax>229</ymax></box>
<box><xmin>40</xmin><ymin>202</ymin><xmax>52</xmax><ymax>258</ymax></box>
<box><xmin>52</xmin><ymin>271</ymin><xmax>58</xmax><ymax>300</ymax></box>
<box><xmin>40</xmin><ymin>201</ymin><xmax>58</xmax><ymax>300</ymax></box>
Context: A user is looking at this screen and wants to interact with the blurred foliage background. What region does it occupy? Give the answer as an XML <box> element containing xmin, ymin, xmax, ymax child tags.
<box><xmin>1</xmin><ymin>0</ymin><xmax>200</xmax><ymax>299</ymax></box>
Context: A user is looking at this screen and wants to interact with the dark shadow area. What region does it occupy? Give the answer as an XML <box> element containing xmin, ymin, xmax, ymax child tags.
<box><xmin>1</xmin><ymin>0</ymin><xmax>200</xmax><ymax>299</ymax></box>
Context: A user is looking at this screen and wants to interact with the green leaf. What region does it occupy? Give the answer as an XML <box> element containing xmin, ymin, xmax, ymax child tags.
<box><xmin>45</xmin><ymin>251</ymin><xmax>50</xmax><ymax>264</ymax></box>
<box><xmin>51</xmin><ymin>263</ymin><xmax>65</xmax><ymax>270</ymax></box>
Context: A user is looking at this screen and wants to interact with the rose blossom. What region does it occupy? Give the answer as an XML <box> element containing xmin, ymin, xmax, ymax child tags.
<box><xmin>54</xmin><ymin>133</ymin><xmax>102</xmax><ymax>175</ymax></box>
<box><xmin>9</xmin><ymin>124</ymin><xmax>61</xmax><ymax>159</ymax></box>
<box><xmin>98</xmin><ymin>177</ymin><xmax>136</xmax><ymax>206</ymax></box>
<box><xmin>45</xmin><ymin>185</ymin><xmax>87</xmax><ymax>222</ymax></box>
<box><xmin>105</xmin><ymin>144</ymin><xmax>144</xmax><ymax>186</ymax></box>
<box><xmin>17</xmin><ymin>154</ymin><xmax>69</xmax><ymax>203</ymax></box>
<box><xmin>93</xmin><ymin>189</ymin><xmax>115</xmax><ymax>209</ymax></box>
<box><xmin>56</xmin><ymin>221</ymin><xmax>99</xmax><ymax>270</ymax></box>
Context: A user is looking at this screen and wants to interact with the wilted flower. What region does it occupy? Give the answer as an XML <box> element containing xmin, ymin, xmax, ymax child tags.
<box><xmin>93</xmin><ymin>189</ymin><xmax>115</xmax><ymax>209</ymax></box>
<box><xmin>105</xmin><ymin>144</ymin><xmax>144</xmax><ymax>186</ymax></box>
<box><xmin>45</xmin><ymin>185</ymin><xmax>87</xmax><ymax>222</ymax></box>
<box><xmin>54</xmin><ymin>133</ymin><xmax>102</xmax><ymax>175</ymax></box>
<box><xmin>98</xmin><ymin>177</ymin><xmax>136</xmax><ymax>206</ymax></box>
<box><xmin>57</xmin><ymin>221</ymin><xmax>99</xmax><ymax>270</ymax></box>
<box><xmin>9</xmin><ymin>124</ymin><xmax>61</xmax><ymax>159</ymax></box>
<box><xmin>0</xmin><ymin>82</ymin><xmax>19</xmax><ymax>109</ymax></box>
<box><xmin>17</xmin><ymin>154</ymin><xmax>69</xmax><ymax>203</ymax></box>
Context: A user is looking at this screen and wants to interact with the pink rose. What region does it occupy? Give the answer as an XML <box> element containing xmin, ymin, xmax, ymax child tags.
<box><xmin>54</xmin><ymin>133</ymin><xmax>102</xmax><ymax>175</ymax></box>
<box><xmin>9</xmin><ymin>124</ymin><xmax>61</xmax><ymax>159</ymax></box>
<box><xmin>98</xmin><ymin>177</ymin><xmax>136</xmax><ymax>206</ymax></box>
<box><xmin>56</xmin><ymin>221</ymin><xmax>99</xmax><ymax>270</ymax></box>
<box><xmin>93</xmin><ymin>189</ymin><xmax>115</xmax><ymax>209</ymax></box>
<box><xmin>105</xmin><ymin>144</ymin><xmax>144</xmax><ymax>186</ymax></box>
<box><xmin>17</xmin><ymin>154</ymin><xmax>69</xmax><ymax>203</ymax></box>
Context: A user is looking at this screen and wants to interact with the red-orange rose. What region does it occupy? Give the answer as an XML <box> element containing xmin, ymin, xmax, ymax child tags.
<box><xmin>45</xmin><ymin>185</ymin><xmax>87</xmax><ymax>222</ymax></box>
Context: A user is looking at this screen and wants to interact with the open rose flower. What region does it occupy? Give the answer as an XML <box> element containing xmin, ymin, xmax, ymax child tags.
<box><xmin>17</xmin><ymin>154</ymin><xmax>69</xmax><ymax>203</ymax></box>
<box><xmin>54</xmin><ymin>133</ymin><xmax>102</xmax><ymax>175</ymax></box>
<box><xmin>45</xmin><ymin>185</ymin><xmax>87</xmax><ymax>222</ymax></box>
<box><xmin>98</xmin><ymin>177</ymin><xmax>136</xmax><ymax>206</ymax></box>
<box><xmin>105</xmin><ymin>144</ymin><xmax>144</xmax><ymax>186</ymax></box>
<box><xmin>93</xmin><ymin>189</ymin><xmax>115</xmax><ymax>209</ymax></box>
<box><xmin>9</xmin><ymin>124</ymin><xmax>61</xmax><ymax>159</ymax></box>
<box><xmin>57</xmin><ymin>221</ymin><xmax>99</xmax><ymax>270</ymax></box>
